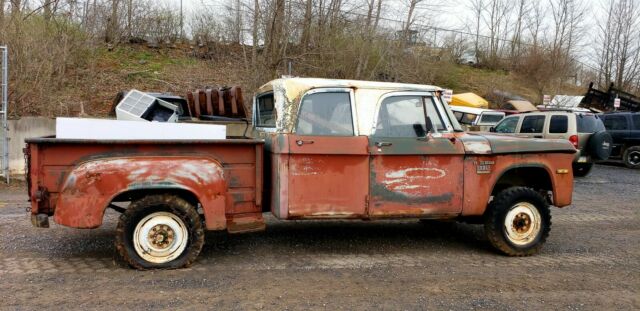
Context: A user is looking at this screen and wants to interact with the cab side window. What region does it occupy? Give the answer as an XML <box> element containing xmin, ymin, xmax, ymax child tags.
<box><xmin>520</xmin><ymin>116</ymin><xmax>545</xmax><ymax>133</ymax></box>
<box><xmin>296</xmin><ymin>92</ymin><xmax>354</xmax><ymax>136</ymax></box>
<box><xmin>374</xmin><ymin>96</ymin><xmax>426</xmax><ymax>137</ymax></box>
<box><xmin>494</xmin><ymin>117</ymin><xmax>519</xmax><ymax>133</ymax></box>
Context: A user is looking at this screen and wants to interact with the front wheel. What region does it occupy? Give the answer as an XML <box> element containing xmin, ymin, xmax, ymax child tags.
<box><xmin>115</xmin><ymin>195</ymin><xmax>205</xmax><ymax>270</ymax></box>
<box><xmin>484</xmin><ymin>187</ymin><xmax>551</xmax><ymax>256</ymax></box>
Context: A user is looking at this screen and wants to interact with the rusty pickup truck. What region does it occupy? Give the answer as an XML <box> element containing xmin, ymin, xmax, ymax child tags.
<box><xmin>25</xmin><ymin>78</ymin><xmax>576</xmax><ymax>269</ymax></box>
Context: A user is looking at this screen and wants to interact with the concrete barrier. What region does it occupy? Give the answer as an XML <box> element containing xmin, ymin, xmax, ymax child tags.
<box><xmin>9</xmin><ymin>117</ymin><xmax>56</xmax><ymax>176</ymax></box>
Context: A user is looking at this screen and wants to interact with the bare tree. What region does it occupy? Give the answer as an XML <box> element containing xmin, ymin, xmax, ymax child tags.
<box><xmin>509</xmin><ymin>0</ymin><xmax>527</xmax><ymax>66</ymax></box>
<box><xmin>524</xmin><ymin>0</ymin><xmax>545</xmax><ymax>51</ymax></box>
<box><xmin>482</xmin><ymin>0</ymin><xmax>512</xmax><ymax>66</ymax></box>
<box><xmin>10</xmin><ymin>0</ymin><xmax>20</xmax><ymax>17</ymax></box>
<box><xmin>0</xmin><ymin>0</ymin><xmax>5</xmax><ymax>23</ymax></box>
<box><xmin>596</xmin><ymin>0</ymin><xmax>640</xmax><ymax>91</ymax></box>
<box><xmin>401</xmin><ymin>0</ymin><xmax>423</xmax><ymax>47</ymax></box>
<box><xmin>251</xmin><ymin>0</ymin><xmax>260</xmax><ymax>65</ymax></box>
<box><xmin>356</xmin><ymin>0</ymin><xmax>383</xmax><ymax>78</ymax></box>
<box><xmin>467</xmin><ymin>0</ymin><xmax>484</xmax><ymax>60</ymax></box>
<box><xmin>106</xmin><ymin>0</ymin><xmax>120</xmax><ymax>43</ymax></box>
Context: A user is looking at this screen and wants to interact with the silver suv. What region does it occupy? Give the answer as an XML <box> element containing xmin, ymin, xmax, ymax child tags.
<box><xmin>491</xmin><ymin>111</ymin><xmax>612</xmax><ymax>177</ymax></box>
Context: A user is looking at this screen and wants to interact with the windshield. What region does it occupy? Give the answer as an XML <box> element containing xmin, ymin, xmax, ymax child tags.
<box><xmin>439</xmin><ymin>97</ymin><xmax>464</xmax><ymax>131</ymax></box>
<box><xmin>576</xmin><ymin>114</ymin><xmax>605</xmax><ymax>133</ymax></box>
<box><xmin>454</xmin><ymin>111</ymin><xmax>478</xmax><ymax>125</ymax></box>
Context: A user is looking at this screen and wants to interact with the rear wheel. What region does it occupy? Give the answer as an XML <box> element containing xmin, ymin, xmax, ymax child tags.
<box><xmin>115</xmin><ymin>194</ymin><xmax>204</xmax><ymax>270</ymax></box>
<box><xmin>623</xmin><ymin>146</ymin><xmax>640</xmax><ymax>169</ymax></box>
<box><xmin>484</xmin><ymin>187</ymin><xmax>551</xmax><ymax>256</ymax></box>
<box><xmin>572</xmin><ymin>162</ymin><xmax>594</xmax><ymax>177</ymax></box>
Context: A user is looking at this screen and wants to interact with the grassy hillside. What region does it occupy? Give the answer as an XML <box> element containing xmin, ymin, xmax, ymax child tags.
<box><xmin>13</xmin><ymin>44</ymin><xmax>587</xmax><ymax>118</ymax></box>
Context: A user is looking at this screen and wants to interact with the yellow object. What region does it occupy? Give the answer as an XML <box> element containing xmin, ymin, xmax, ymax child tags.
<box><xmin>450</xmin><ymin>93</ymin><xmax>489</xmax><ymax>109</ymax></box>
<box><xmin>556</xmin><ymin>169</ymin><xmax>569</xmax><ymax>174</ymax></box>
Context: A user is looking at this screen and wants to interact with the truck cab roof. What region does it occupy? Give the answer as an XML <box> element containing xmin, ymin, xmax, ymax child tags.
<box><xmin>254</xmin><ymin>77</ymin><xmax>449</xmax><ymax>135</ymax></box>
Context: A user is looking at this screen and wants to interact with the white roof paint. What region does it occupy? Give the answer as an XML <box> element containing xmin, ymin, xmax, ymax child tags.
<box><xmin>257</xmin><ymin>77</ymin><xmax>442</xmax><ymax>135</ymax></box>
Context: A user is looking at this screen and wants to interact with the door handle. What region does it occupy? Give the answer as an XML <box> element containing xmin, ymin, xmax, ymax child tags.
<box><xmin>296</xmin><ymin>140</ymin><xmax>314</xmax><ymax>146</ymax></box>
<box><xmin>533</xmin><ymin>135</ymin><xmax>543</xmax><ymax>138</ymax></box>
<box><xmin>375</xmin><ymin>141</ymin><xmax>393</xmax><ymax>147</ymax></box>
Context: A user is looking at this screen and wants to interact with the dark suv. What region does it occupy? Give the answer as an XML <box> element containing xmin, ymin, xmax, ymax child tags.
<box><xmin>599</xmin><ymin>112</ymin><xmax>640</xmax><ymax>168</ymax></box>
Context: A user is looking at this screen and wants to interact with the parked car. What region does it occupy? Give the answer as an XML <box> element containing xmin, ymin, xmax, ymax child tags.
<box><xmin>450</xmin><ymin>106</ymin><xmax>505</xmax><ymax>131</ymax></box>
<box><xmin>458</xmin><ymin>51</ymin><xmax>478</xmax><ymax>65</ymax></box>
<box><xmin>491</xmin><ymin>110</ymin><xmax>612</xmax><ymax>177</ymax></box>
<box><xmin>599</xmin><ymin>112</ymin><xmax>640</xmax><ymax>169</ymax></box>
<box><xmin>25</xmin><ymin>78</ymin><xmax>577</xmax><ymax>269</ymax></box>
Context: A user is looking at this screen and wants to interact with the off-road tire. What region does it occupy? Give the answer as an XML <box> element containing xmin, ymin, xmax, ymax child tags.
<box><xmin>484</xmin><ymin>187</ymin><xmax>551</xmax><ymax>256</ymax></box>
<box><xmin>115</xmin><ymin>194</ymin><xmax>204</xmax><ymax>270</ymax></box>
<box><xmin>622</xmin><ymin>146</ymin><xmax>640</xmax><ymax>169</ymax></box>
<box><xmin>572</xmin><ymin>162</ymin><xmax>594</xmax><ymax>177</ymax></box>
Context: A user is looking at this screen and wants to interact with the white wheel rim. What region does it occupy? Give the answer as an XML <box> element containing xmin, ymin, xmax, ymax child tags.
<box><xmin>503</xmin><ymin>202</ymin><xmax>541</xmax><ymax>246</ymax></box>
<box><xmin>133</xmin><ymin>212</ymin><xmax>189</xmax><ymax>264</ymax></box>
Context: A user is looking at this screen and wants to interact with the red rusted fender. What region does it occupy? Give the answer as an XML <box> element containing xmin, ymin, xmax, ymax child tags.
<box><xmin>53</xmin><ymin>157</ymin><xmax>227</xmax><ymax>230</ymax></box>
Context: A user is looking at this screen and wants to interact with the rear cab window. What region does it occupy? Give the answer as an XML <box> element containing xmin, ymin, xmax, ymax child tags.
<box><xmin>255</xmin><ymin>92</ymin><xmax>276</xmax><ymax>128</ymax></box>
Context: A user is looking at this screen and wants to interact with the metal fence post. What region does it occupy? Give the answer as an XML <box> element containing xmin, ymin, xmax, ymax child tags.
<box><xmin>0</xmin><ymin>46</ymin><xmax>8</xmax><ymax>183</ymax></box>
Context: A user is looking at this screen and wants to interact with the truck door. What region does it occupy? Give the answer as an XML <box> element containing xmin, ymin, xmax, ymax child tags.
<box><xmin>368</xmin><ymin>94</ymin><xmax>465</xmax><ymax>217</ymax></box>
<box><xmin>286</xmin><ymin>89</ymin><xmax>369</xmax><ymax>218</ymax></box>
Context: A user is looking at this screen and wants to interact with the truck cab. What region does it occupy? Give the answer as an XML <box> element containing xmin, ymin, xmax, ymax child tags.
<box><xmin>251</xmin><ymin>78</ymin><xmax>573</xmax><ymax>221</ymax></box>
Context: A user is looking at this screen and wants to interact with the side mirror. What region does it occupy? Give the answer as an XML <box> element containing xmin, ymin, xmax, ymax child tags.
<box><xmin>489</xmin><ymin>127</ymin><xmax>496</xmax><ymax>132</ymax></box>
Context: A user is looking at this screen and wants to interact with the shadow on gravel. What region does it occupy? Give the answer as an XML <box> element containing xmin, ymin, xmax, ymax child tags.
<box><xmin>200</xmin><ymin>219</ymin><xmax>493</xmax><ymax>257</ymax></box>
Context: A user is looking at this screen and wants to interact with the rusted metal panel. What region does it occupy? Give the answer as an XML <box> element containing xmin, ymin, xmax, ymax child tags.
<box><xmin>226</xmin><ymin>212</ymin><xmax>265</xmax><ymax>233</ymax></box>
<box><xmin>369</xmin><ymin>135</ymin><xmax>465</xmax><ymax>217</ymax></box>
<box><xmin>27</xmin><ymin>140</ymin><xmax>264</xmax><ymax>232</ymax></box>
<box><xmin>53</xmin><ymin>157</ymin><xmax>227</xmax><ymax>229</ymax></box>
<box><xmin>186</xmin><ymin>87</ymin><xmax>247</xmax><ymax>119</ymax></box>
<box><xmin>286</xmin><ymin>135</ymin><xmax>369</xmax><ymax>218</ymax></box>
<box><xmin>461</xmin><ymin>153</ymin><xmax>574</xmax><ymax>216</ymax></box>
<box><xmin>265</xmin><ymin>134</ymin><xmax>289</xmax><ymax>218</ymax></box>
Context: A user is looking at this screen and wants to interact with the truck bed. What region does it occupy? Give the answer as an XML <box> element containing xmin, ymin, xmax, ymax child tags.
<box><xmin>25</xmin><ymin>137</ymin><xmax>264</xmax><ymax>231</ymax></box>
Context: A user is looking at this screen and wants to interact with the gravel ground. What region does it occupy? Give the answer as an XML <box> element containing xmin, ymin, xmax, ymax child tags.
<box><xmin>0</xmin><ymin>164</ymin><xmax>638</xmax><ymax>310</ymax></box>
